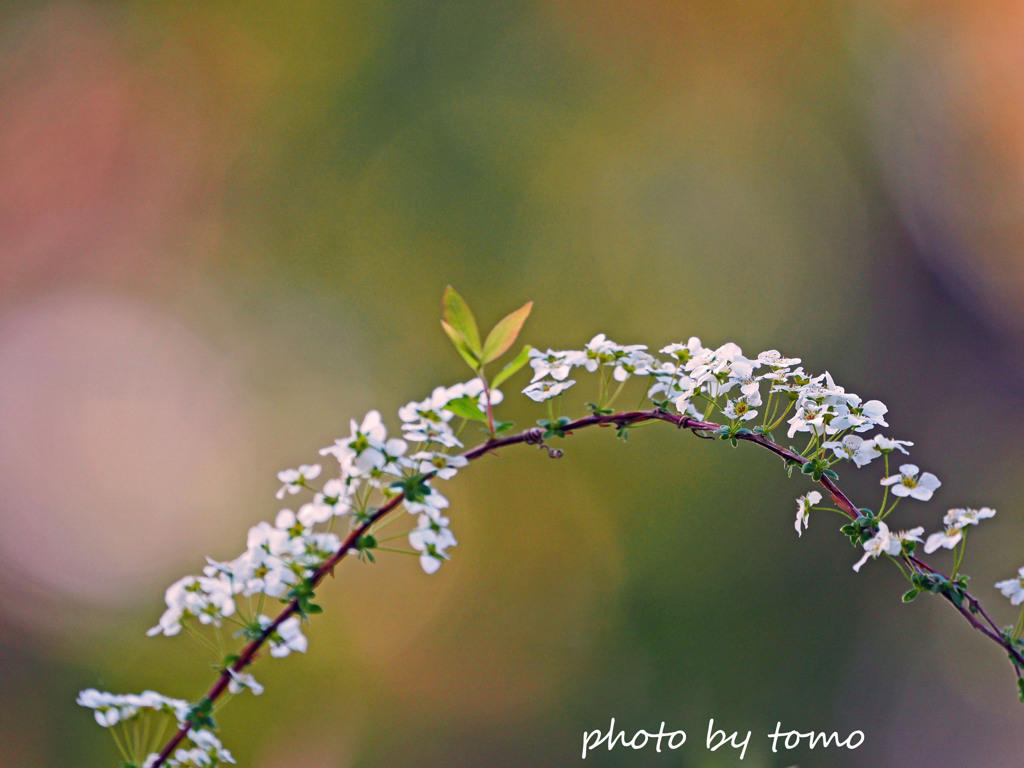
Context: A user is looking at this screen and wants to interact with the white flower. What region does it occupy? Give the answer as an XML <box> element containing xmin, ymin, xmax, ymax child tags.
<box><xmin>612</xmin><ymin>350</ymin><xmax>655</xmax><ymax>381</ymax></box>
<box><xmin>952</xmin><ymin>506</ymin><xmax>997</xmax><ymax>526</ymax></box>
<box><xmin>822</xmin><ymin>435</ymin><xmax>880</xmax><ymax>467</ymax></box>
<box><xmin>523</xmin><ymin>379</ymin><xmax>576</xmax><ymax>402</ymax></box>
<box><xmin>409</xmin><ymin>513</ymin><xmax>458</xmax><ymax>574</ymax></box>
<box><xmin>787</xmin><ymin>402</ymin><xmax>835</xmax><ymax>438</ymax></box>
<box><xmin>880</xmin><ymin>463</ymin><xmax>941</xmax><ymax>501</ymax></box>
<box><xmin>297</xmin><ymin>500</ymin><xmax>335</xmax><ymax>527</ymax></box>
<box><xmin>261</xmin><ymin>615</ymin><xmax>308</xmax><ymax>658</ymax></box>
<box><xmin>767</xmin><ymin>367</ymin><xmax>817</xmax><ymax>394</ymax></box>
<box><xmin>757</xmin><ymin>349</ymin><xmax>800</xmax><ymax>367</ymax></box>
<box><xmin>728</xmin><ymin>369</ymin><xmax>761</xmax><ymax>398</ymax></box>
<box><xmin>404</xmin><ymin>488</ymin><xmax>450</xmax><ymax>520</ymax></box>
<box><xmin>236</xmin><ymin>524</ymin><xmax>301</xmax><ymax>598</ymax></box>
<box><xmin>185</xmin><ymin>729</ymin><xmax>235</xmax><ymax>764</ymax></box>
<box><xmin>528</xmin><ymin>349</ymin><xmax>582</xmax><ymax>382</ymax></box>
<box><xmin>583</xmin><ymin>334</ymin><xmax>647</xmax><ymax>373</ymax></box>
<box><xmin>996</xmin><ymin>567</ymin><xmax>1024</xmax><ymax>606</ymax></box>
<box><xmin>722</xmin><ymin>393</ymin><xmax>759</xmax><ymax>422</ymax></box>
<box><xmin>227</xmin><ymin>670</ymin><xmax>264</xmax><ymax>696</ymax></box>
<box><xmin>77</xmin><ymin>689</ymin><xmax>123</xmax><ymax>727</ymax></box>
<box><xmin>320</xmin><ymin>410</ymin><xmax>406</xmax><ymax>477</ymax></box>
<box><xmin>402</xmin><ymin>419</ymin><xmax>462</xmax><ymax>448</ymax></box>
<box><xmin>894</xmin><ymin>526</ymin><xmax>924</xmax><ymax>546</ymax></box>
<box><xmin>274</xmin><ymin>508</ymin><xmax>308</xmax><ymax>537</ymax></box>
<box><xmin>872</xmin><ymin>435</ymin><xmax>913</xmax><ymax>454</ymax></box>
<box><xmin>686</xmin><ymin>342</ymin><xmax>750</xmax><ymax>385</ymax></box>
<box><xmin>924</xmin><ymin>525</ymin><xmax>963</xmax><ymax>553</ymax></box>
<box><xmin>852</xmin><ymin>523</ymin><xmax>922</xmax><ymax>571</ymax></box>
<box><xmin>275</xmin><ymin>464</ymin><xmax>321</xmax><ymax>499</ymax></box>
<box><xmin>853</xmin><ymin>521</ymin><xmax>899</xmax><ymax>571</ymax></box>
<box><xmin>795</xmin><ymin>491</ymin><xmax>822</xmax><ymax>536</ymax></box>
<box><xmin>660</xmin><ymin>337</ymin><xmax>705</xmax><ymax>364</ymax></box>
<box><xmin>410</xmin><ymin>451</ymin><xmax>468</xmax><ymax>480</ymax></box>
<box><xmin>830</xmin><ymin>398</ymin><xmax>889</xmax><ymax>432</ymax></box>
<box><xmin>247</xmin><ymin>520</ymin><xmax>302</xmax><ymax>559</ymax></box>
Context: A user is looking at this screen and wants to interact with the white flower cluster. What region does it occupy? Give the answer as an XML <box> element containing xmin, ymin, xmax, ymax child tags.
<box><xmin>151</xmin><ymin>730</ymin><xmax>235</xmax><ymax>768</ymax></box>
<box><xmin>76</xmin><ymin>689</ymin><xmax>233</xmax><ymax>767</ymax></box>
<box><xmin>77</xmin><ymin>689</ymin><xmax>190</xmax><ymax>728</ymax></box>
<box><xmin>924</xmin><ymin>507</ymin><xmax>997</xmax><ymax>553</ymax></box>
<box><xmin>852</xmin><ymin>522</ymin><xmax>924</xmax><ymax>572</ymax></box>
<box><xmin>147</xmin><ymin>516</ymin><xmax>339</xmax><ymax>639</ymax></box>
<box><xmin>396</xmin><ymin>378</ymin><xmax>499</xmax><ymax>449</ymax></box>
<box><xmin>146</xmin><ymin>380</ymin><xmax>494</xmax><ymax>640</ymax></box>
<box><xmin>525</xmin><ymin>335</ymin><xmax>894</xmax><ymax>445</ymax></box>
<box><xmin>524</xmin><ymin>334</ymin><xmax>652</xmax><ymax>402</ymax></box>
<box><xmin>518</xmin><ymin>335</ymin><xmax>1013</xmax><ymax>605</ymax></box>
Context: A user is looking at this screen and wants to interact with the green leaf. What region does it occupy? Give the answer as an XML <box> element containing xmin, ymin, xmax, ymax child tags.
<box><xmin>442</xmin><ymin>286</ymin><xmax>481</xmax><ymax>355</ymax></box>
<box><xmin>538</xmin><ymin>417</ymin><xmax>571</xmax><ymax>439</ymax></box>
<box><xmin>392</xmin><ymin>473</ymin><xmax>430</xmax><ymax>503</ymax></box>
<box><xmin>446</xmin><ymin>394</ymin><xmax>488</xmax><ymax>421</ymax></box>
<box><xmin>1018</xmin><ymin>677</ymin><xmax>1024</xmax><ymax>702</ymax></box>
<box><xmin>902</xmin><ymin>588</ymin><xmax>920</xmax><ymax>603</ymax></box>
<box><xmin>481</xmin><ymin>301</ymin><xmax>533</xmax><ymax>363</ymax></box>
<box><xmin>441</xmin><ymin>319</ymin><xmax>481</xmax><ymax>368</ymax></box>
<box><xmin>186</xmin><ymin>698</ymin><xmax>216</xmax><ymax>730</ymax></box>
<box><xmin>491</xmin><ymin>344</ymin><xmax>533</xmax><ymax>389</ymax></box>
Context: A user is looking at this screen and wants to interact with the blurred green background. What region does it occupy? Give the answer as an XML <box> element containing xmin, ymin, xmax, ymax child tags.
<box><xmin>3</xmin><ymin>1</ymin><xmax>1024</xmax><ymax>765</ymax></box>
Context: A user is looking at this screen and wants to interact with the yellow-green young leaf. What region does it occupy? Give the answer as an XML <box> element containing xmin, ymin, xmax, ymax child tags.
<box><xmin>441</xmin><ymin>320</ymin><xmax>480</xmax><ymax>369</ymax></box>
<box><xmin>442</xmin><ymin>286</ymin><xmax>482</xmax><ymax>355</ymax></box>
<box><xmin>491</xmin><ymin>344</ymin><xmax>532</xmax><ymax>389</ymax></box>
<box><xmin>445</xmin><ymin>395</ymin><xmax>488</xmax><ymax>422</ymax></box>
<box><xmin>481</xmin><ymin>301</ymin><xmax>533</xmax><ymax>363</ymax></box>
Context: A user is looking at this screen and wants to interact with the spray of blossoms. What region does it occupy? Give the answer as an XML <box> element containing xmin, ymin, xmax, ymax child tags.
<box><xmin>79</xmin><ymin>288</ymin><xmax>1024</xmax><ymax>767</ymax></box>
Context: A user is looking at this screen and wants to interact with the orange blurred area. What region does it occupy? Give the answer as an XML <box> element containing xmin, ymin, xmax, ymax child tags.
<box><xmin>2</xmin><ymin>1</ymin><xmax>1024</xmax><ymax>766</ymax></box>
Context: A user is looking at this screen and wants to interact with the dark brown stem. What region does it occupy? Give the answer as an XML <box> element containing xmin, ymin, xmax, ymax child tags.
<box><xmin>149</xmin><ymin>408</ymin><xmax>1020</xmax><ymax>765</ymax></box>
